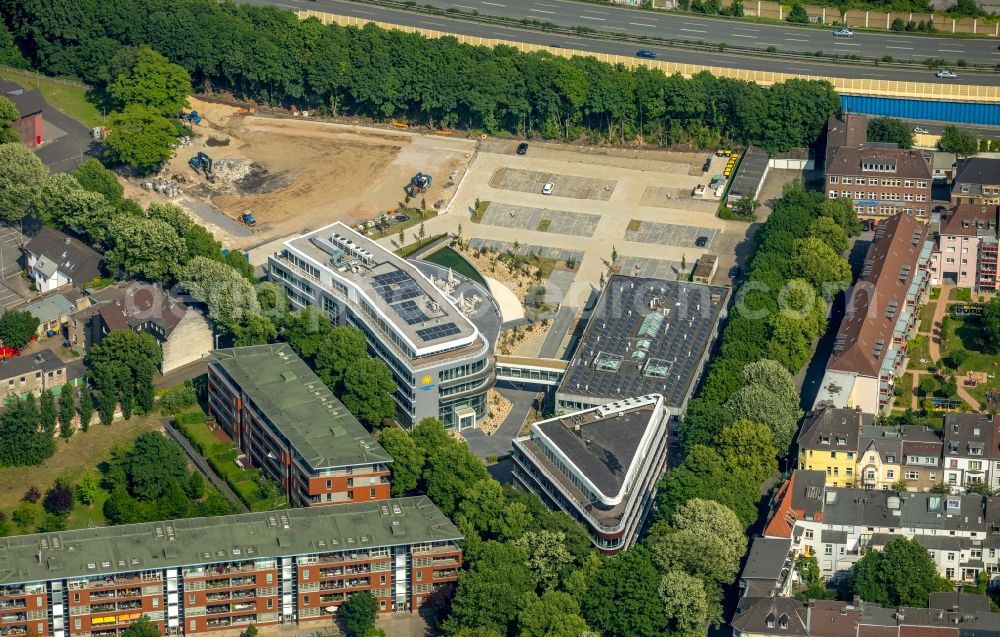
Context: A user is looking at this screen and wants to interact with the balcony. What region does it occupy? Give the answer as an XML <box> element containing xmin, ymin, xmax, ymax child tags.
<box><xmin>0</xmin><ymin>627</ymin><xmax>27</xmax><ymax>636</ymax></box>
<box><xmin>0</xmin><ymin>590</ymin><xmax>25</xmax><ymax>600</ymax></box>
<box><xmin>206</xmin><ymin>605</ymin><xmax>230</xmax><ymax>616</ymax></box>
<box><xmin>0</xmin><ymin>603</ymin><xmax>25</xmax><ymax>611</ymax></box>
<box><xmin>205</xmin><ymin>577</ymin><xmax>256</xmax><ymax>589</ymax></box>
<box><xmin>432</xmin><ymin>570</ymin><xmax>458</xmax><ymax>580</ymax></box>
<box><xmin>0</xmin><ymin>615</ymin><xmax>26</xmax><ymax>624</ymax></box>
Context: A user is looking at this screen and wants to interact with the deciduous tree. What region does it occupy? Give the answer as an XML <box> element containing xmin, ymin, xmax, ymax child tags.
<box><xmin>659</xmin><ymin>570</ymin><xmax>716</xmax><ymax>635</ymax></box>
<box><xmin>377</xmin><ymin>427</ymin><xmax>424</xmax><ymax>496</ymax></box>
<box><xmin>517</xmin><ymin>591</ymin><xmax>590</xmax><ymax>637</ymax></box>
<box><xmin>314</xmin><ymin>326</ymin><xmax>368</xmax><ymax>391</ymax></box>
<box><xmin>578</xmin><ymin>545</ymin><xmax>668</xmax><ymax>637</ymax></box>
<box><xmin>106</xmin><ymin>215</ymin><xmax>187</xmax><ymax>282</ymax></box>
<box><xmin>867</xmin><ymin>117</ymin><xmax>915</xmax><ymax>149</ymax></box>
<box><xmin>339</xmin><ymin>591</ymin><xmax>376</xmax><ymax>637</ymax></box>
<box><xmin>0</xmin><ymin>309</ymin><xmax>40</xmax><ymax>350</ymax></box>
<box><xmin>104</xmin><ymin>105</ymin><xmax>178</xmax><ymax>173</ymax></box>
<box><xmin>107</xmin><ymin>46</ymin><xmax>192</xmax><ymax>115</ymax></box>
<box><xmin>0</xmin><ymin>96</ymin><xmax>19</xmax><ymax>143</ymax></box>
<box><xmin>851</xmin><ymin>536</ymin><xmax>952</xmax><ymax>607</ymax></box>
<box><xmin>0</xmin><ymin>142</ymin><xmax>47</xmax><ymax>222</ymax></box>
<box><xmin>341</xmin><ymin>358</ymin><xmax>396</xmax><ymax>429</ymax></box>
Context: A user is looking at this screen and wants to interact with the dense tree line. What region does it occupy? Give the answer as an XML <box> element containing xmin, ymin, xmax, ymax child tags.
<box><xmin>0</xmin><ymin>0</ymin><xmax>839</xmax><ymax>152</ymax></box>
<box><xmin>103</xmin><ymin>431</ymin><xmax>237</xmax><ymax>524</ymax></box>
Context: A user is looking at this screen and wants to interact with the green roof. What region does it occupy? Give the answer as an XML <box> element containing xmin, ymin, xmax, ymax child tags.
<box><xmin>0</xmin><ymin>497</ymin><xmax>460</xmax><ymax>585</ymax></box>
<box><xmin>211</xmin><ymin>344</ymin><xmax>391</xmax><ymax>470</ymax></box>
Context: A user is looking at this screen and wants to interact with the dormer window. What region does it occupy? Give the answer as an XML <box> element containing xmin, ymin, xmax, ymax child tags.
<box><xmin>766</xmin><ymin>613</ymin><xmax>775</xmax><ymax>629</ymax></box>
<box><xmin>779</xmin><ymin>614</ymin><xmax>789</xmax><ymax>630</ymax></box>
<box><xmin>887</xmin><ymin>455</ymin><xmax>896</xmax><ymax>463</ymax></box>
<box><xmin>820</xmin><ymin>435</ymin><xmax>830</xmax><ymax>445</ymax></box>
<box><xmin>836</xmin><ymin>436</ymin><xmax>847</xmax><ymax>446</ymax></box>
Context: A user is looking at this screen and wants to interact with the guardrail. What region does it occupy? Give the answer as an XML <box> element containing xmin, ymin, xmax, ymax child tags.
<box><xmin>297</xmin><ymin>9</ymin><xmax>1000</xmax><ymax>102</ymax></box>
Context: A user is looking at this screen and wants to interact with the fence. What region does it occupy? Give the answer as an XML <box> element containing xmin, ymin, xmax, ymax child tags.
<box><xmin>653</xmin><ymin>0</ymin><xmax>1000</xmax><ymax>35</ymax></box>
<box><xmin>0</xmin><ymin>65</ymin><xmax>91</xmax><ymax>90</ymax></box>
<box><xmin>297</xmin><ymin>10</ymin><xmax>1000</xmax><ymax>103</ymax></box>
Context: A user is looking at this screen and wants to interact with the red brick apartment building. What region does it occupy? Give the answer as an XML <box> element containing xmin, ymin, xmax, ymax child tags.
<box><xmin>826</xmin><ymin>146</ymin><xmax>933</xmax><ymax>221</ymax></box>
<box><xmin>0</xmin><ymin>498</ymin><xmax>461</xmax><ymax>637</ymax></box>
<box><xmin>207</xmin><ymin>344</ymin><xmax>392</xmax><ymax>508</ymax></box>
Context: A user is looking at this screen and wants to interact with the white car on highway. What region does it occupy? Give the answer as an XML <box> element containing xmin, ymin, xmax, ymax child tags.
<box><xmin>913</xmin><ymin>126</ymin><xmax>929</xmax><ymax>134</ymax></box>
<box><xmin>833</xmin><ymin>28</ymin><xmax>854</xmax><ymax>37</ymax></box>
<box><xmin>935</xmin><ymin>69</ymin><xmax>958</xmax><ymax>79</ymax></box>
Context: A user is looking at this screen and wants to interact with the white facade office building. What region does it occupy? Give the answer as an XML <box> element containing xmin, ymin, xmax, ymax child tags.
<box><xmin>268</xmin><ymin>222</ymin><xmax>493</xmax><ymax>429</ymax></box>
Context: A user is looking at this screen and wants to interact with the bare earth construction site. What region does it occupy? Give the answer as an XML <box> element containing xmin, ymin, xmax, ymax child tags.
<box><xmin>130</xmin><ymin>98</ymin><xmax>476</xmax><ymax>250</ymax></box>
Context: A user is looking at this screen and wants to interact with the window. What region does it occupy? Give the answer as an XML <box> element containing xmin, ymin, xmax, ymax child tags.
<box><xmin>73</xmin><ymin>593</ymin><xmax>80</xmax><ymax>603</ymax></box>
<box><xmin>380</xmin><ymin>600</ymin><xmax>387</xmax><ymax>611</ymax></box>
<box><xmin>830</xmin><ymin>176</ymin><xmax>839</xmax><ymax>184</ymax></box>
<box><xmin>906</xmin><ymin>471</ymin><xmax>918</xmax><ymax>480</ymax></box>
<box><xmin>970</xmin><ymin>461</ymin><xmax>982</xmax><ymax>470</ymax></box>
<box><xmin>805</xmin><ymin>530</ymin><xmax>814</xmax><ymax>540</ymax></box>
<box><xmin>348</xmin><ymin>490</ymin><xmax>354</xmax><ymax>500</ymax></box>
<box><xmin>886</xmin><ymin>470</ymin><xmax>895</xmax><ymax>479</ymax></box>
<box><xmin>190</xmin><ymin>620</ymin><xmax>197</xmax><ymax>631</ymax></box>
<box><xmin>326</xmin><ymin>480</ymin><xmax>332</xmax><ymax>489</ymax></box>
<box><xmin>825</xmin><ymin>545</ymin><xmax>833</xmax><ymax>555</ymax></box>
<box><xmin>370</xmin><ymin>488</ymin><xmax>376</xmax><ymax>499</ymax></box>
<box><xmin>380</xmin><ymin>574</ymin><xmax>387</xmax><ymax>584</ymax></box>
<box><xmin>843</xmin><ymin>177</ymin><xmax>853</xmax><ymax>185</ymax></box>
<box><xmin>268</xmin><ymin>599</ymin><xmax>273</xmax><ymax>609</ymax></box>
<box><xmin>189</xmin><ymin>594</ymin><xmax>196</xmax><ymax>604</ymax></box>
<box><xmin>152</xmin><ymin>598</ymin><xmax>159</xmax><ymax>608</ymax></box>
<box><xmin>266</xmin><ymin>573</ymin><xmax>273</xmax><ymax>584</ymax></box>
<box><xmin>304</xmin><ymin>596</ymin><xmax>310</xmax><ymax>605</ymax></box>
<box><xmin>847</xmin><ymin>452</ymin><xmax>854</xmax><ymax>459</ymax></box>
<box><xmin>416</xmin><ymin>571</ymin><xmax>423</xmax><ymax>581</ymax></box>
<box><xmin>947</xmin><ymin>568</ymin><xmax>955</xmax><ymax>579</ymax></box>
<box><xmin>302</xmin><ymin>569</ymin><xmax>310</xmax><ymax>581</ymax></box>
<box><xmin>75</xmin><ymin>620</ymin><xmax>82</xmax><ymax>630</ymax></box>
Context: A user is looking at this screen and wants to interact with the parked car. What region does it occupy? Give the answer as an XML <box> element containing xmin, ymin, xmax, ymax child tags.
<box><xmin>695</xmin><ymin>236</ymin><xmax>709</xmax><ymax>247</ymax></box>
<box><xmin>913</xmin><ymin>126</ymin><xmax>929</xmax><ymax>134</ymax></box>
<box><xmin>833</xmin><ymin>28</ymin><xmax>854</xmax><ymax>37</ymax></box>
<box><xmin>728</xmin><ymin>265</ymin><xmax>741</xmax><ymax>279</ymax></box>
<box><xmin>635</xmin><ymin>49</ymin><xmax>657</xmax><ymax>59</ymax></box>
<box><xmin>516</xmin><ymin>142</ymin><xmax>529</xmax><ymax>155</ymax></box>
<box><xmin>542</xmin><ymin>182</ymin><xmax>554</xmax><ymax>195</ymax></box>
<box><xmin>935</xmin><ymin>69</ymin><xmax>958</xmax><ymax>79</ymax></box>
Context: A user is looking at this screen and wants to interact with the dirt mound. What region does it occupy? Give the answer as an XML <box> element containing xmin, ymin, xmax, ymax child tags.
<box><xmin>205</xmin><ymin>136</ymin><xmax>231</xmax><ymax>147</ymax></box>
<box><xmin>235</xmin><ymin>164</ymin><xmax>292</xmax><ymax>195</ymax></box>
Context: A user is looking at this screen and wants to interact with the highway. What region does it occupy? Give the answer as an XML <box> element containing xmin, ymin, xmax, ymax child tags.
<box><xmin>247</xmin><ymin>0</ymin><xmax>998</xmax><ymax>84</ymax></box>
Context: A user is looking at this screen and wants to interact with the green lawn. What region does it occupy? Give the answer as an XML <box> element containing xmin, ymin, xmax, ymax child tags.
<box><xmin>907</xmin><ymin>335</ymin><xmax>932</xmax><ymax>371</ymax></box>
<box><xmin>0</xmin><ymin>414</ymin><xmax>161</xmax><ymax>512</ymax></box>
<box><xmin>940</xmin><ymin>315</ymin><xmax>997</xmax><ymax>374</ymax></box>
<box><xmin>919</xmin><ymin>303</ymin><xmax>937</xmax><ymax>334</ymax></box>
<box><xmin>949</xmin><ymin>287</ymin><xmax>973</xmax><ymax>302</ymax></box>
<box><xmin>0</xmin><ymin>67</ymin><xmax>104</xmax><ymax>129</ymax></box>
<box><xmin>929</xmin><ymin>288</ymin><xmax>942</xmax><ymax>300</ymax></box>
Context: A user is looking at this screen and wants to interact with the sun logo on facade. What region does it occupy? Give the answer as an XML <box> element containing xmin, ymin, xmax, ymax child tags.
<box><xmin>422</xmin><ymin>375</ymin><xmax>433</xmax><ymax>386</ymax></box>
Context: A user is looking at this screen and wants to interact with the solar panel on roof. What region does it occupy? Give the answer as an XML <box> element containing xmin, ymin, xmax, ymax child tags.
<box><xmin>373</xmin><ymin>269</ymin><xmax>421</xmax><ymax>303</ymax></box>
<box><xmin>393</xmin><ymin>299</ymin><xmax>429</xmax><ymax>325</ymax></box>
<box><xmin>416</xmin><ymin>322</ymin><xmax>461</xmax><ymax>342</ymax></box>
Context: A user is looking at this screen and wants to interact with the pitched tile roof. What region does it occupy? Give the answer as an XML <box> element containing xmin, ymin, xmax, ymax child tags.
<box><xmin>828</xmin><ymin>214</ymin><xmax>930</xmax><ymax>378</ymax></box>
<box><xmin>24</xmin><ymin>227</ymin><xmax>102</xmax><ymax>285</ymax></box>
<box><xmin>827</xmin><ymin>146</ymin><xmax>931</xmax><ymax>180</ymax></box>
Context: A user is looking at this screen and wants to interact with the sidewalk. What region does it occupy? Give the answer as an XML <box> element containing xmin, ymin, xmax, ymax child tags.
<box><xmin>161</xmin><ymin>417</ymin><xmax>249</xmax><ymax>513</ymax></box>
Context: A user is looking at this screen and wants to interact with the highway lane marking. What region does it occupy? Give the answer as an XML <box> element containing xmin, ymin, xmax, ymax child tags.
<box><xmin>480</xmin><ymin>1</ymin><xmax>506</xmax><ymax>6</ymax></box>
<box><xmin>885</xmin><ymin>45</ymin><xmax>913</xmax><ymax>49</ymax></box>
<box><xmin>938</xmin><ymin>49</ymin><xmax>964</xmax><ymax>53</ymax></box>
<box><xmin>732</xmin><ymin>34</ymin><xmax>757</xmax><ymax>38</ymax></box>
<box><xmin>786</xmin><ymin>67</ymin><xmax>813</xmax><ymax>72</ymax></box>
<box><xmin>529</xmin><ymin>8</ymin><xmax>555</xmax><ymax>13</ymax></box>
<box><xmin>681</xmin><ymin>28</ymin><xmax>707</xmax><ymax>33</ymax></box>
<box><xmin>732</xmin><ymin>27</ymin><xmax>758</xmax><ymax>31</ymax></box>
<box><xmin>581</xmin><ymin>8</ymin><xmax>609</xmax><ymax>13</ymax></box>
<box><xmin>630</xmin><ymin>22</ymin><xmax>658</xmax><ymax>27</ymax></box>
<box><xmin>537</xmin><ymin>2</ymin><xmax>559</xmax><ymax>5</ymax></box>
<box><xmin>422</xmin><ymin>21</ymin><xmax>448</xmax><ymax>26</ymax></box>
<box><xmin>784</xmin><ymin>37</ymin><xmax>808</xmax><ymax>42</ymax></box>
<box><xmin>835</xmin><ymin>43</ymin><xmax>860</xmax><ymax>46</ymax></box>
<box><xmin>453</xmin><ymin>4</ymin><xmax>476</xmax><ymax>8</ymax></box>
<box><xmin>354</xmin><ymin>9</ymin><xmax>376</xmax><ymax>13</ymax></box>
<box><xmin>580</xmin><ymin>15</ymin><xmax>606</xmax><ymax>20</ymax></box>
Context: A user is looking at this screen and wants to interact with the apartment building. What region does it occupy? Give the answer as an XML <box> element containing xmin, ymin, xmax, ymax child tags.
<box><xmin>826</xmin><ymin>146</ymin><xmax>932</xmax><ymax>220</ymax></box>
<box><xmin>942</xmin><ymin>412</ymin><xmax>994</xmax><ymax>492</ymax></box>
<box><xmin>207</xmin><ymin>344</ymin><xmax>392</xmax><ymax>508</ymax></box>
<box><xmin>511</xmin><ymin>394</ymin><xmax>670</xmax><ymax>554</ymax></box>
<box><xmin>952</xmin><ymin>157</ymin><xmax>1000</xmax><ymax>205</ymax></box>
<box><xmin>762</xmin><ymin>469</ymin><xmax>1000</xmax><ymax>584</ymax></box>
<box><xmin>929</xmin><ymin>204</ymin><xmax>999</xmax><ymax>291</ymax></box>
<box><xmin>797</xmin><ymin>407</ymin><xmax>869</xmax><ymax>487</ymax></box>
<box><xmin>268</xmin><ymin>222</ymin><xmax>493</xmax><ymax>429</ymax></box>
<box><xmin>0</xmin><ymin>497</ymin><xmax>461</xmax><ymax>637</ymax></box>
<box><xmin>813</xmin><ymin>214</ymin><xmax>933</xmax><ymax>414</ymax></box>
<box><xmin>733</xmin><ymin>595</ymin><xmax>1000</xmax><ymax>637</ymax></box>
<box><xmin>555</xmin><ymin>276</ymin><xmax>729</xmax><ymax>415</ymax></box>
<box><xmin>797</xmin><ymin>408</ymin><xmax>946</xmax><ymax>491</ymax></box>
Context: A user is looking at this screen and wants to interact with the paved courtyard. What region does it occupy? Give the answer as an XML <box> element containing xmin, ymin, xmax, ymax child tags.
<box><xmin>467</xmin><ymin>238</ymin><xmax>584</xmax><ymax>265</ymax></box>
<box><xmin>626</xmin><ymin>220</ymin><xmax>719</xmax><ymax>249</ymax></box>
<box><xmin>618</xmin><ymin>256</ymin><xmax>688</xmax><ymax>281</ymax></box>
<box><xmin>480</xmin><ymin>203</ymin><xmax>600</xmax><ymax>237</ymax></box>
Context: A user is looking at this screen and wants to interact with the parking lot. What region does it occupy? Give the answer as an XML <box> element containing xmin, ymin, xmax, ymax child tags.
<box><xmin>618</xmin><ymin>256</ymin><xmax>688</xmax><ymax>281</ymax></box>
<box><xmin>490</xmin><ymin>168</ymin><xmax>616</xmax><ymax>201</ymax></box>
<box><xmin>626</xmin><ymin>220</ymin><xmax>718</xmax><ymax>249</ymax></box>
<box><xmin>480</xmin><ymin>203</ymin><xmax>600</xmax><ymax>237</ymax></box>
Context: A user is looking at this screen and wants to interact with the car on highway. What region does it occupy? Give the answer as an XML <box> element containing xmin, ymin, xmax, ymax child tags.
<box><xmin>635</xmin><ymin>49</ymin><xmax>657</xmax><ymax>59</ymax></box>
<box><xmin>833</xmin><ymin>28</ymin><xmax>854</xmax><ymax>37</ymax></box>
<box><xmin>913</xmin><ymin>126</ymin><xmax>929</xmax><ymax>134</ymax></box>
<box><xmin>695</xmin><ymin>236</ymin><xmax>709</xmax><ymax>247</ymax></box>
<box><xmin>935</xmin><ymin>69</ymin><xmax>958</xmax><ymax>79</ymax></box>
<box><xmin>516</xmin><ymin>142</ymin><xmax>529</xmax><ymax>155</ymax></box>
<box><xmin>542</xmin><ymin>182</ymin><xmax>554</xmax><ymax>195</ymax></box>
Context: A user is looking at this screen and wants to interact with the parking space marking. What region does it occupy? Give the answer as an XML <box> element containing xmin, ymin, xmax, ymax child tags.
<box><xmin>626</xmin><ymin>220</ymin><xmax>719</xmax><ymax>249</ymax></box>
<box><xmin>479</xmin><ymin>203</ymin><xmax>600</xmax><ymax>237</ymax></box>
<box><xmin>490</xmin><ymin>167</ymin><xmax>616</xmax><ymax>200</ymax></box>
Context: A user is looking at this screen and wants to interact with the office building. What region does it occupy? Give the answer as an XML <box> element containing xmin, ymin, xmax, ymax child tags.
<box><xmin>813</xmin><ymin>214</ymin><xmax>933</xmax><ymax>414</ymax></box>
<box><xmin>207</xmin><ymin>344</ymin><xmax>392</xmax><ymax>508</ymax></box>
<box><xmin>511</xmin><ymin>394</ymin><xmax>670</xmax><ymax>554</ymax></box>
<box><xmin>0</xmin><ymin>497</ymin><xmax>461</xmax><ymax>637</ymax></box>
<box><xmin>826</xmin><ymin>146</ymin><xmax>932</xmax><ymax>220</ymax></box>
<box><xmin>268</xmin><ymin>222</ymin><xmax>493</xmax><ymax>429</ymax></box>
<box><xmin>555</xmin><ymin>276</ymin><xmax>729</xmax><ymax>414</ymax></box>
